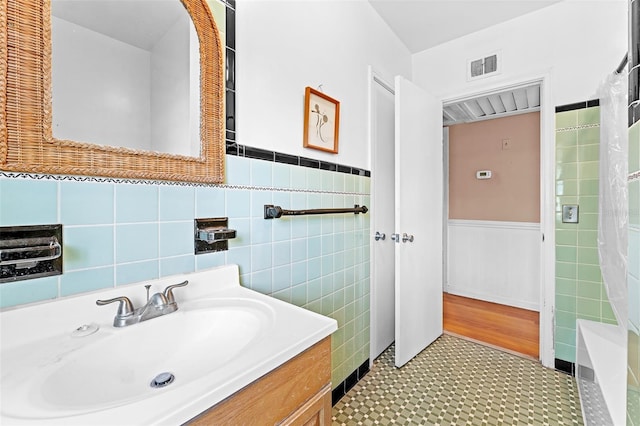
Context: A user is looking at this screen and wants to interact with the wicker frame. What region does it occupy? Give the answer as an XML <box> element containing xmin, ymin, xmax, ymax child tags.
<box><xmin>0</xmin><ymin>0</ymin><xmax>225</xmax><ymax>183</ymax></box>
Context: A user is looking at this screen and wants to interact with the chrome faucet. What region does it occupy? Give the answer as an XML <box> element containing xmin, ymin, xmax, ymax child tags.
<box><xmin>96</xmin><ymin>280</ymin><xmax>188</xmax><ymax>327</ymax></box>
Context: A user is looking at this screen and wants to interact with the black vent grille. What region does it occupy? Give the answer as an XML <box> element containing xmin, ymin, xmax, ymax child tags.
<box><xmin>469</xmin><ymin>54</ymin><xmax>498</xmax><ymax>78</ymax></box>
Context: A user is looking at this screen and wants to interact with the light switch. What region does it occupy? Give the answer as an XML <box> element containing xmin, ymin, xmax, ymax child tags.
<box><xmin>562</xmin><ymin>205</ymin><xmax>579</xmax><ymax>223</ymax></box>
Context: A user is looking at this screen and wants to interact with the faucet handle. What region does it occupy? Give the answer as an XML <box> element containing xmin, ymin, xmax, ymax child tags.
<box><xmin>96</xmin><ymin>296</ymin><xmax>134</xmax><ymax>317</ymax></box>
<box><xmin>163</xmin><ymin>280</ymin><xmax>188</xmax><ymax>304</ymax></box>
<box><xmin>147</xmin><ymin>292</ymin><xmax>168</xmax><ymax>308</ymax></box>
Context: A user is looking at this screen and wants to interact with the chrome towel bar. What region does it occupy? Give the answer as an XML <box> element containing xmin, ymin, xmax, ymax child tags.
<box><xmin>264</xmin><ymin>204</ymin><xmax>368</xmax><ymax>219</ymax></box>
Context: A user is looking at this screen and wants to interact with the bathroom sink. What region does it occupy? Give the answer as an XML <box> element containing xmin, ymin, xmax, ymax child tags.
<box><xmin>2</xmin><ymin>298</ymin><xmax>273</xmax><ymax>419</ymax></box>
<box><xmin>0</xmin><ymin>265</ymin><xmax>337</xmax><ymax>425</ymax></box>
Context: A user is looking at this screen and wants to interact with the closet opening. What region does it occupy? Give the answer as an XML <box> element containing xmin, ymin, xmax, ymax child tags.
<box><xmin>442</xmin><ymin>83</ymin><xmax>543</xmax><ymax>359</ymax></box>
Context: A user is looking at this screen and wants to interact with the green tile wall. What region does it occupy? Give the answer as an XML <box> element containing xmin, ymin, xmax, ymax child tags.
<box><xmin>628</xmin><ymin>120</ymin><xmax>640</xmax><ymax>426</ymax></box>
<box><xmin>555</xmin><ymin>106</ymin><xmax>617</xmax><ymax>363</ymax></box>
<box><xmin>0</xmin><ymin>155</ymin><xmax>370</xmax><ymax>391</ymax></box>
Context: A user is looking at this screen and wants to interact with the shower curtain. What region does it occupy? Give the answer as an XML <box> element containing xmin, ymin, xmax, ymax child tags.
<box><xmin>597</xmin><ymin>71</ymin><xmax>628</xmax><ymax>333</ymax></box>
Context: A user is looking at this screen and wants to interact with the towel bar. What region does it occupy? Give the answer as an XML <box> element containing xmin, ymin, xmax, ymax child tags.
<box><xmin>264</xmin><ymin>204</ymin><xmax>368</xmax><ymax>219</ymax></box>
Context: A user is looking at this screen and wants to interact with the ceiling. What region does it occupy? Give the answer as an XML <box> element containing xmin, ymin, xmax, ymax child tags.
<box><xmin>443</xmin><ymin>84</ymin><xmax>541</xmax><ymax>126</ymax></box>
<box><xmin>368</xmin><ymin>0</ymin><xmax>562</xmax><ymax>54</ymax></box>
<box><xmin>368</xmin><ymin>1</ymin><xmax>552</xmax><ymax>125</ymax></box>
<box><xmin>52</xmin><ymin>0</ymin><xmax>186</xmax><ymax>51</ymax></box>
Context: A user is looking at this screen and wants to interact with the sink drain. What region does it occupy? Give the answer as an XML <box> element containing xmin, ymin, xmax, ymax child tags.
<box><xmin>150</xmin><ymin>372</ymin><xmax>175</xmax><ymax>388</ymax></box>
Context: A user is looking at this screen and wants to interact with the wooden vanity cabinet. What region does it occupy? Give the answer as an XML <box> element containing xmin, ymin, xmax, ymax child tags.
<box><xmin>186</xmin><ymin>337</ymin><xmax>332</xmax><ymax>425</ymax></box>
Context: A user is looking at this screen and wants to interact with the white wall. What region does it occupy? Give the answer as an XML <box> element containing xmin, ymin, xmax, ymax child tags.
<box><xmin>412</xmin><ymin>1</ymin><xmax>627</xmax><ymax>106</ymax></box>
<box><xmin>447</xmin><ymin>220</ymin><xmax>541</xmax><ymax>310</ymax></box>
<box><xmin>236</xmin><ymin>0</ymin><xmax>412</xmax><ymax>170</ymax></box>
<box><xmin>189</xmin><ymin>22</ymin><xmax>200</xmax><ymax>158</ymax></box>
<box><xmin>151</xmin><ymin>14</ymin><xmax>199</xmax><ymax>156</ymax></box>
<box><xmin>51</xmin><ymin>17</ymin><xmax>151</xmax><ymax>150</ymax></box>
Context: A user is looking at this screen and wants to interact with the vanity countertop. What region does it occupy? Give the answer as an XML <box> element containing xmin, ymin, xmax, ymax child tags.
<box><xmin>0</xmin><ymin>264</ymin><xmax>337</xmax><ymax>425</ymax></box>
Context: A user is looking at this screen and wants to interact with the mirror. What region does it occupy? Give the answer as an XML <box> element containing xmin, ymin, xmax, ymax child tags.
<box><xmin>50</xmin><ymin>0</ymin><xmax>200</xmax><ymax>157</ymax></box>
<box><xmin>0</xmin><ymin>0</ymin><xmax>225</xmax><ymax>183</ymax></box>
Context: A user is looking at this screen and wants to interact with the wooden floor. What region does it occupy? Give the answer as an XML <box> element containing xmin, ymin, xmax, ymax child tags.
<box><xmin>443</xmin><ymin>293</ymin><xmax>540</xmax><ymax>359</ymax></box>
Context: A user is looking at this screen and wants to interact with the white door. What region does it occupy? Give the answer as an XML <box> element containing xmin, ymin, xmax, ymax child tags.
<box><xmin>370</xmin><ymin>75</ymin><xmax>395</xmax><ymax>360</ymax></box>
<box><xmin>394</xmin><ymin>76</ymin><xmax>443</xmax><ymax>367</ymax></box>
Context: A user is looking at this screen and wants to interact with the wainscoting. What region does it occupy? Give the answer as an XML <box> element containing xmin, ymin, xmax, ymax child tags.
<box><xmin>446</xmin><ymin>219</ymin><xmax>540</xmax><ymax>311</ymax></box>
<box><xmin>443</xmin><ymin>293</ymin><xmax>539</xmax><ymax>359</ymax></box>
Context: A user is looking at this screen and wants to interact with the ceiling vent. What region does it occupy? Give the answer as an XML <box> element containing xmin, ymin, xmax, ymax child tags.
<box><xmin>467</xmin><ymin>52</ymin><xmax>500</xmax><ymax>80</ymax></box>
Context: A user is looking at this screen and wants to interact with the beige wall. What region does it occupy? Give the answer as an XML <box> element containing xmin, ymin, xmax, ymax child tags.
<box><xmin>448</xmin><ymin>112</ymin><xmax>540</xmax><ymax>223</ymax></box>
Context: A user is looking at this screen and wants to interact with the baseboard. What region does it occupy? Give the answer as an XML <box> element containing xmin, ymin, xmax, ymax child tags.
<box><xmin>444</xmin><ymin>287</ymin><xmax>540</xmax><ymax>311</ymax></box>
<box><xmin>555</xmin><ymin>358</ymin><xmax>575</xmax><ymax>376</ymax></box>
<box><xmin>332</xmin><ymin>359</ymin><xmax>370</xmax><ymax>406</ymax></box>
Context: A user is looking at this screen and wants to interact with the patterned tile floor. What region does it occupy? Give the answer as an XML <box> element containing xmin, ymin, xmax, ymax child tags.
<box><xmin>332</xmin><ymin>334</ymin><xmax>583</xmax><ymax>425</ymax></box>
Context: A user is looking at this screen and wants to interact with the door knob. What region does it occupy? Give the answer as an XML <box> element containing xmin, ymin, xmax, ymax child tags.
<box><xmin>391</xmin><ymin>233</ymin><xmax>400</xmax><ymax>243</ymax></box>
<box><xmin>402</xmin><ymin>233</ymin><xmax>414</xmax><ymax>243</ymax></box>
<box><xmin>374</xmin><ymin>231</ymin><xmax>386</xmax><ymax>241</ymax></box>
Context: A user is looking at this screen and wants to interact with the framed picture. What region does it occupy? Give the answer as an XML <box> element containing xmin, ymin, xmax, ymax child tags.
<box><xmin>303</xmin><ymin>87</ymin><xmax>340</xmax><ymax>154</ymax></box>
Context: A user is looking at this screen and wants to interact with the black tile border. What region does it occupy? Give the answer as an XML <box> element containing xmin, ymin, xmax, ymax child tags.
<box><xmin>630</xmin><ymin>102</ymin><xmax>640</xmax><ymax>128</ymax></box>
<box><xmin>225</xmin><ymin>6</ymin><xmax>235</xmax><ymax>50</ymax></box>
<box><xmin>274</xmin><ymin>152</ymin><xmax>298</xmax><ymax>165</ymax></box>
<box><xmin>225</xmin><ymin>142</ymin><xmax>243</xmax><ymax>156</ymax></box>
<box><xmin>357</xmin><ymin>360</ymin><xmax>369</xmax><ymax>378</ymax></box>
<box><xmin>244</xmin><ymin>146</ymin><xmax>274</xmax><ymax>161</ymax></box>
<box><xmin>224</xmin><ymin>3</ymin><xmax>236</xmax><ymax>143</ymax></box>
<box><xmin>586</xmin><ymin>99</ymin><xmax>600</xmax><ymax>108</ymax></box>
<box><xmin>554</xmin><ymin>358</ymin><xmax>575</xmax><ymax>376</ymax></box>
<box><xmin>226</xmin><ymin>142</ymin><xmax>371</xmax><ymax>177</ymax></box>
<box><xmin>555</xmin><ymin>99</ymin><xmax>600</xmax><ymax>113</ymax></box>
<box><xmin>319</xmin><ymin>161</ymin><xmax>337</xmax><ymax>172</ymax></box>
<box><xmin>337</xmin><ymin>164</ymin><xmax>352</xmax><ymax>174</ymax></box>
<box><xmin>225</xmin><ymin>90</ymin><xmax>235</xmax><ymax>132</ymax></box>
<box><xmin>225</xmin><ymin>48</ymin><xmax>235</xmax><ymax>90</ymax></box>
<box><xmin>332</xmin><ymin>359</ymin><xmax>370</xmax><ymax>406</ymax></box>
<box><xmin>299</xmin><ymin>157</ymin><xmax>320</xmax><ymax>169</ymax></box>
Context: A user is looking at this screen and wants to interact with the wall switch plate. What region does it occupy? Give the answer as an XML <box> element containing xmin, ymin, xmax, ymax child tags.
<box><xmin>562</xmin><ymin>205</ymin><xmax>579</xmax><ymax>223</ymax></box>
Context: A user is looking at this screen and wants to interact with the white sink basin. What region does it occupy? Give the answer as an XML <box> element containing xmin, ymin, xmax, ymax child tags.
<box><xmin>0</xmin><ymin>265</ymin><xmax>337</xmax><ymax>425</ymax></box>
<box><xmin>3</xmin><ymin>299</ymin><xmax>273</xmax><ymax>418</ymax></box>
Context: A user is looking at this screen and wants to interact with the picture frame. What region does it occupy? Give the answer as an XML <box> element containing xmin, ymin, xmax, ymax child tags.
<box><xmin>303</xmin><ymin>87</ymin><xmax>340</xmax><ymax>154</ymax></box>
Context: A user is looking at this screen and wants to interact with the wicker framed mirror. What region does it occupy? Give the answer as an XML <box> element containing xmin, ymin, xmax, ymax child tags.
<box><xmin>0</xmin><ymin>0</ymin><xmax>225</xmax><ymax>183</ymax></box>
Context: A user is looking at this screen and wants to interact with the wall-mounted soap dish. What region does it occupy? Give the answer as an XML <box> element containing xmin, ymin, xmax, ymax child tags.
<box><xmin>0</xmin><ymin>224</ymin><xmax>63</xmax><ymax>283</ymax></box>
<box><xmin>197</xmin><ymin>227</ymin><xmax>236</xmax><ymax>244</ymax></box>
<box><xmin>194</xmin><ymin>218</ymin><xmax>236</xmax><ymax>255</ymax></box>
